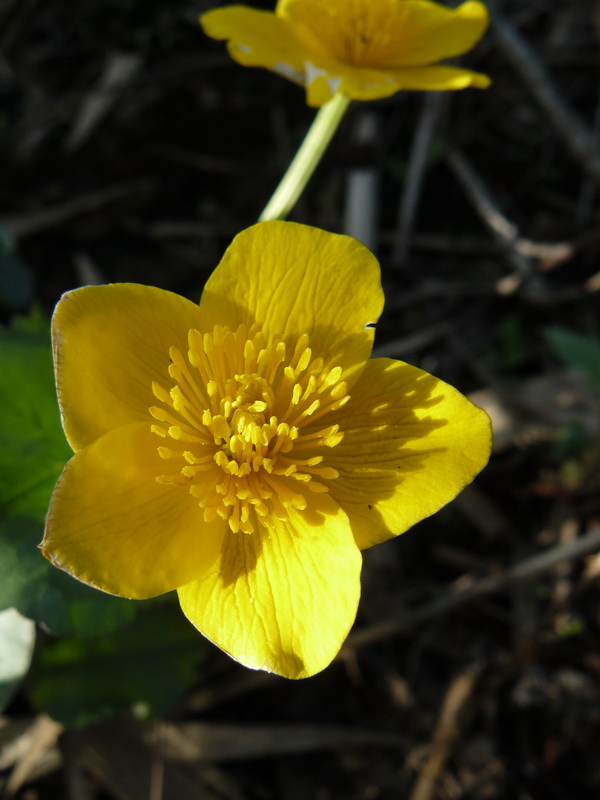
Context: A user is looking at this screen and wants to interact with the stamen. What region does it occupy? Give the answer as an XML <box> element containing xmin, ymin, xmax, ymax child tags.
<box><xmin>150</xmin><ymin>324</ymin><xmax>348</xmax><ymax>534</ymax></box>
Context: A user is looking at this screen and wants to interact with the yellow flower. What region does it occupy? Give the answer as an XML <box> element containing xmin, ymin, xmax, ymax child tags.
<box><xmin>43</xmin><ymin>221</ymin><xmax>491</xmax><ymax>679</ymax></box>
<box><xmin>201</xmin><ymin>0</ymin><xmax>491</xmax><ymax>107</ymax></box>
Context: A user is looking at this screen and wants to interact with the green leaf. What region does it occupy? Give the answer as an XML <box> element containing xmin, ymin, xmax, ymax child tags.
<box><xmin>497</xmin><ymin>316</ymin><xmax>526</xmax><ymax>368</ymax></box>
<box><xmin>0</xmin><ymin>517</ymin><xmax>137</xmax><ymax>638</ymax></box>
<box><xmin>11</xmin><ymin>305</ymin><xmax>51</xmax><ymax>335</ymax></box>
<box><xmin>0</xmin><ymin>608</ymin><xmax>36</xmax><ymax>712</ymax></box>
<box><xmin>545</xmin><ymin>326</ymin><xmax>600</xmax><ymax>385</ymax></box>
<box><xmin>0</xmin><ymin>319</ymin><xmax>72</xmax><ymax>521</ymax></box>
<box><xmin>30</xmin><ymin>604</ymin><xmax>208</xmax><ymax>727</ymax></box>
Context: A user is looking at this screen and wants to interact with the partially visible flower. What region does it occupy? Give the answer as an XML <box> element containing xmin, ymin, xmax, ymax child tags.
<box><xmin>43</xmin><ymin>221</ymin><xmax>491</xmax><ymax>679</ymax></box>
<box><xmin>201</xmin><ymin>0</ymin><xmax>490</xmax><ymax>107</ymax></box>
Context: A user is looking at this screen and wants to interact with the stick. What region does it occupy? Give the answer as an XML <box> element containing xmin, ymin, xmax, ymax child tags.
<box><xmin>491</xmin><ymin>9</ymin><xmax>600</xmax><ymax>184</ymax></box>
<box><xmin>346</xmin><ymin>527</ymin><xmax>600</xmax><ymax>652</ymax></box>
<box><xmin>409</xmin><ymin>665</ymin><xmax>480</xmax><ymax>800</ymax></box>
<box><xmin>392</xmin><ymin>92</ymin><xmax>443</xmax><ymax>265</ymax></box>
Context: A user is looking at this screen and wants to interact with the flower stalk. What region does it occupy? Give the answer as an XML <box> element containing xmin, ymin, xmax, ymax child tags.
<box><xmin>259</xmin><ymin>92</ymin><xmax>351</xmax><ymax>222</ymax></box>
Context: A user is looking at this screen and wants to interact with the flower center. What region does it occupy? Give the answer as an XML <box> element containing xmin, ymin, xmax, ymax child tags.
<box><xmin>149</xmin><ymin>324</ymin><xmax>349</xmax><ymax>534</ymax></box>
<box><xmin>295</xmin><ymin>5</ymin><xmax>393</xmax><ymax>68</ymax></box>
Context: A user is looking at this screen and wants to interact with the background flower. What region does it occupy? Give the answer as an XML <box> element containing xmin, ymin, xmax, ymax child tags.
<box><xmin>201</xmin><ymin>0</ymin><xmax>491</xmax><ymax>106</ymax></box>
<box><xmin>43</xmin><ymin>221</ymin><xmax>491</xmax><ymax>678</ymax></box>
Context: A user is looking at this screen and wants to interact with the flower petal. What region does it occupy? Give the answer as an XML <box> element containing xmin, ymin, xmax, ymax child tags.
<box><xmin>304</xmin><ymin>62</ymin><xmax>401</xmax><ymax>106</ymax></box>
<box><xmin>382</xmin><ymin>64</ymin><xmax>491</xmax><ymax>91</ymax></box>
<box><xmin>42</xmin><ymin>422</ymin><xmax>225</xmax><ymax>599</ymax></box>
<box><xmin>303</xmin><ymin>62</ymin><xmax>489</xmax><ymax>106</ymax></box>
<box><xmin>324</xmin><ymin>358</ymin><xmax>492</xmax><ymax>550</ymax></box>
<box><xmin>178</xmin><ymin>494</ymin><xmax>361</xmax><ymax>679</ymax></box>
<box><xmin>53</xmin><ymin>283</ymin><xmax>203</xmax><ymax>451</ymax></box>
<box><xmin>202</xmin><ymin>1</ymin><xmax>489</xmax><ymax>107</ymax></box>
<box><xmin>387</xmin><ymin>0</ymin><xmax>490</xmax><ymax>67</ymax></box>
<box><xmin>201</xmin><ymin>6</ymin><xmax>316</xmax><ymax>86</ymax></box>
<box><xmin>198</xmin><ymin>221</ymin><xmax>384</xmax><ymax>380</ymax></box>
<box><xmin>279</xmin><ymin>0</ymin><xmax>489</xmax><ymax>68</ymax></box>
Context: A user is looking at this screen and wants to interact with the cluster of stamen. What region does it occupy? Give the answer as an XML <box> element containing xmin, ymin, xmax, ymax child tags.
<box><xmin>150</xmin><ymin>324</ymin><xmax>349</xmax><ymax>534</ymax></box>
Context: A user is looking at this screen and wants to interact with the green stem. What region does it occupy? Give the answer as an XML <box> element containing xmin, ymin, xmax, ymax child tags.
<box><xmin>259</xmin><ymin>93</ymin><xmax>351</xmax><ymax>222</ymax></box>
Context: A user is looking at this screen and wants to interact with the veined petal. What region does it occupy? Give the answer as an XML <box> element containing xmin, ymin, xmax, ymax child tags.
<box><xmin>53</xmin><ymin>283</ymin><xmax>203</xmax><ymax>451</ymax></box>
<box><xmin>178</xmin><ymin>494</ymin><xmax>361</xmax><ymax>679</ymax></box>
<box><xmin>324</xmin><ymin>358</ymin><xmax>492</xmax><ymax>550</ymax></box>
<box><xmin>42</xmin><ymin>422</ymin><xmax>225</xmax><ymax>599</ymax></box>
<box><xmin>278</xmin><ymin>0</ymin><xmax>489</xmax><ymax>68</ymax></box>
<box><xmin>198</xmin><ymin>221</ymin><xmax>384</xmax><ymax>381</ymax></box>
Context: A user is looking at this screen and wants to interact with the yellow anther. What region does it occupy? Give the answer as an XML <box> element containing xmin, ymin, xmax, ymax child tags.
<box><xmin>150</xmin><ymin>324</ymin><xmax>347</xmax><ymax>534</ymax></box>
<box><xmin>214</xmin><ymin>450</ymin><xmax>229</xmax><ymax>468</ymax></box>
<box><xmin>304</xmin><ymin>399</ymin><xmax>320</xmax><ymax>416</ymax></box>
<box><xmin>249</xmin><ymin>400</ymin><xmax>267</xmax><ymax>412</ymax></box>
<box><xmin>157</xmin><ymin>446</ymin><xmax>177</xmax><ymax>459</ymax></box>
<box><xmin>210</xmin><ymin>415</ymin><xmax>231</xmax><ymax>442</ymax></box>
<box><xmin>152</xmin><ymin>381</ymin><xmax>171</xmax><ymax>404</ymax></box>
<box><xmin>296</xmin><ymin>347</ymin><xmax>312</xmax><ymax>374</ymax></box>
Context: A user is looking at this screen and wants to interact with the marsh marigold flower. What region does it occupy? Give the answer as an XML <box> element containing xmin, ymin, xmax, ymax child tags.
<box><xmin>43</xmin><ymin>221</ymin><xmax>491</xmax><ymax>679</ymax></box>
<box><xmin>201</xmin><ymin>0</ymin><xmax>491</xmax><ymax>107</ymax></box>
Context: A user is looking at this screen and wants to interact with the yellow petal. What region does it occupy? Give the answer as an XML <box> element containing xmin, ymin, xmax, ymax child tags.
<box><xmin>43</xmin><ymin>422</ymin><xmax>225</xmax><ymax>599</ymax></box>
<box><xmin>201</xmin><ymin>4</ymin><xmax>344</xmax><ymax>107</ymax></box>
<box><xmin>178</xmin><ymin>494</ymin><xmax>361</xmax><ymax>679</ymax></box>
<box><xmin>198</xmin><ymin>221</ymin><xmax>383</xmax><ymax>382</ymax></box>
<box><xmin>202</xmin><ymin>1</ymin><xmax>489</xmax><ymax>107</ymax></box>
<box><xmin>302</xmin><ymin>62</ymin><xmax>489</xmax><ymax>106</ymax></box>
<box><xmin>304</xmin><ymin>62</ymin><xmax>401</xmax><ymax>107</ymax></box>
<box><xmin>53</xmin><ymin>283</ymin><xmax>203</xmax><ymax>451</ymax></box>
<box><xmin>201</xmin><ymin>6</ymin><xmax>316</xmax><ymax>85</ymax></box>
<box><xmin>324</xmin><ymin>358</ymin><xmax>492</xmax><ymax>550</ymax></box>
<box><xmin>382</xmin><ymin>64</ymin><xmax>491</xmax><ymax>91</ymax></box>
<box><xmin>279</xmin><ymin>0</ymin><xmax>489</xmax><ymax>68</ymax></box>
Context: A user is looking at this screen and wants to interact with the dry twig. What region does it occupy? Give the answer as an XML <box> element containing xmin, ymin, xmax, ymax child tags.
<box><xmin>345</xmin><ymin>526</ymin><xmax>600</xmax><ymax>652</ymax></box>
<box><xmin>3</xmin><ymin>716</ymin><xmax>63</xmax><ymax>799</ymax></box>
<box><xmin>2</xmin><ymin>182</ymin><xmax>153</xmax><ymax>239</ymax></box>
<box><xmin>409</xmin><ymin>665</ymin><xmax>481</xmax><ymax>800</ymax></box>
<box><xmin>491</xmin><ymin>8</ymin><xmax>600</xmax><ymax>184</ymax></box>
<box><xmin>392</xmin><ymin>92</ymin><xmax>444</xmax><ymax>265</ymax></box>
